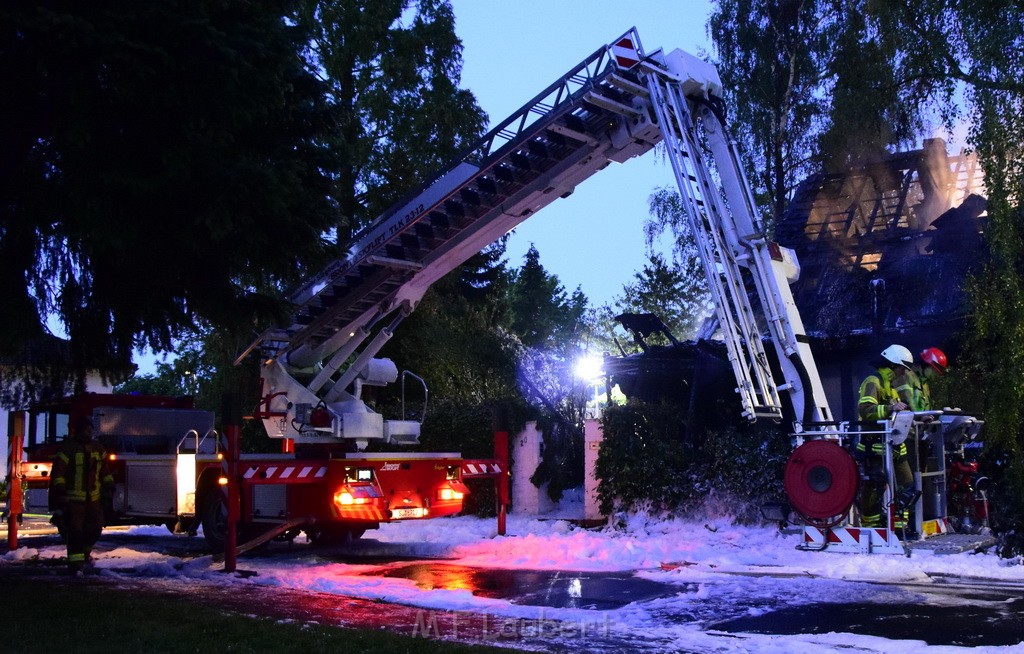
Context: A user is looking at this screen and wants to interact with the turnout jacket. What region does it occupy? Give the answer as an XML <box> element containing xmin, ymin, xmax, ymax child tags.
<box><xmin>857</xmin><ymin>367</ymin><xmax>908</xmax><ymax>422</ymax></box>
<box><xmin>49</xmin><ymin>437</ymin><xmax>114</xmax><ymax>505</ymax></box>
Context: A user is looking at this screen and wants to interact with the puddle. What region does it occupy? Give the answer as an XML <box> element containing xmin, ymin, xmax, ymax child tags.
<box><xmin>379</xmin><ymin>563</ymin><xmax>683</xmax><ymax>610</ymax></box>
<box><xmin>710</xmin><ymin>597</ymin><xmax>1024</xmax><ymax>647</ymax></box>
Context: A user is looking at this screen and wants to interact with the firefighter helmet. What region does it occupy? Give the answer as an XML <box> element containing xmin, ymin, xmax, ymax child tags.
<box><xmin>920</xmin><ymin>347</ymin><xmax>948</xmax><ymax>374</ymax></box>
<box><xmin>880</xmin><ymin>344</ymin><xmax>914</xmax><ymax>369</ymax></box>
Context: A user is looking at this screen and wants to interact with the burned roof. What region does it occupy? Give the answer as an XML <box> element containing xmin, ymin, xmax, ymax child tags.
<box><xmin>776</xmin><ymin>138</ymin><xmax>987</xmax><ymax>338</ymax></box>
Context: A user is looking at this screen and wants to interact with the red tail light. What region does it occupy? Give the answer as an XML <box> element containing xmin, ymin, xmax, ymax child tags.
<box><xmin>437</xmin><ymin>480</ymin><xmax>469</xmax><ymax>501</ymax></box>
<box><xmin>334</xmin><ymin>483</ymin><xmax>381</xmax><ymax>506</ymax></box>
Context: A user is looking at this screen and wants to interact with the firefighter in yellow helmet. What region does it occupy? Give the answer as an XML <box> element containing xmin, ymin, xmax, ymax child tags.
<box><xmin>48</xmin><ymin>416</ymin><xmax>114</xmax><ymax>576</ymax></box>
<box><xmin>856</xmin><ymin>345</ymin><xmax>918</xmax><ymax>531</ymax></box>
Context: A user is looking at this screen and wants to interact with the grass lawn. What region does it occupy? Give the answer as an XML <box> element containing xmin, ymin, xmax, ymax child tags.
<box><xmin>1</xmin><ymin>576</ymin><xmax>515</xmax><ymax>654</ymax></box>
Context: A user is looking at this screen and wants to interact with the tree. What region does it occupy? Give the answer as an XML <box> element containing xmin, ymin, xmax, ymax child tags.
<box><xmin>597</xmin><ymin>253</ymin><xmax>710</xmax><ymax>350</ymax></box>
<box><xmin>297</xmin><ymin>0</ymin><xmax>487</xmax><ymax>239</ymax></box>
<box><xmin>597</xmin><ymin>188</ymin><xmax>711</xmax><ymax>350</ymax></box>
<box><xmin>863</xmin><ymin>1</ymin><xmax>1024</xmax><ymax>540</ymax></box>
<box><xmin>379</xmin><ymin>241</ymin><xmax>519</xmax><ymax>405</ymax></box>
<box><xmin>816</xmin><ymin>6</ymin><xmax>920</xmax><ymax>171</ymax></box>
<box><xmin>708</xmin><ymin>0</ymin><xmax>835</xmax><ymax>222</ymax></box>
<box><xmin>507</xmin><ymin>245</ymin><xmax>588</xmax><ymax>351</ymax></box>
<box><xmin>709</xmin><ymin>1</ymin><xmax>924</xmax><ymax>222</ymax></box>
<box><xmin>0</xmin><ymin>2</ymin><xmax>338</xmax><ymax>385</ymax></box>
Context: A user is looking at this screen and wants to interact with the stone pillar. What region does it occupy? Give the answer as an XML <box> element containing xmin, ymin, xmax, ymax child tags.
<box><xmin>511</xmin><ymin>421</ymin><xmax>556</xmax><ymax>515</ymax></box>
<box><xmin>584</xmin><ymin>418</ymin><xmax>604</xmax><ymax>521</ymax></box>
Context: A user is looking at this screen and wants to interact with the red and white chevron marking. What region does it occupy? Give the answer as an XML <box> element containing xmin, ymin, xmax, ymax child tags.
<box><xmin>802</xmin><ymin>525</ymin><xmax>905</xmax><ymax>554</ymax></box>
<box><xmin>611</xmin><ymin>36</ymin><xmax>640</xmax><ymax>69</ymax></box>
<box><xmin>334</xmin><ymin>505</ymin><xmax>384</xmax><ymax>521</ymax></box>
<box><xmin>461</xmin><ymin>461</ymin><xmax>502</xmax><ymax>477</ymax></box>
<box><xmin>243</xmin><ymin>464</ymin><xmax>327</xmax><ymax>482</ymax></box>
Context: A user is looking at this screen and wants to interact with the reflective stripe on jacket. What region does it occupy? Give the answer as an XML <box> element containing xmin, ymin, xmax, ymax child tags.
<box><xmin>858</xmin><ymin>367</ymin><xmax>900</xmax><ymax>422</ymax></box>
<box><xmin>855</xmin><ymin>439</ymin><xmax>908</xmax><ymax>459</ymax></box>
<box><xmin>904</xmin><ymin>367</ymin><xmax>932</xmax><ymax>412</ymax></box>
<box><xmin>50</xmin><ymin>439</ymin><xmax>113</xmax><ymax>503</ymax></box>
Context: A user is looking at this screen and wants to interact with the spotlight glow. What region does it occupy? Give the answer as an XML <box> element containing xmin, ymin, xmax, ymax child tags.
<box><xmin>574</xmin><ymin>354</ymin><xmax>604</xmax><ymax>381</ymax></box>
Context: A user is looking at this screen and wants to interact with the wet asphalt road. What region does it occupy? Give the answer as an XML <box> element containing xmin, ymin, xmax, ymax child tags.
<box><xmin>4</xmin><ymin>521</ymin><xmax>1024</xmax><ymax>650</ymax></box>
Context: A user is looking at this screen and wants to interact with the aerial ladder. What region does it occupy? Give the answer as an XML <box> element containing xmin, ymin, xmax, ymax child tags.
<box><xmin>236</xmin><ymin>29</ymin><xmax>983</xmax><ymax>554</ymax></box>
<box><xmin>5</xmin><ymin>29</ymin><xmax>985</xmax><ymax>556</ymax></box>
<box><xmin>240</xmin><ymin>29</ymin><xmax>830</xmax><ymax>452</ymax></box>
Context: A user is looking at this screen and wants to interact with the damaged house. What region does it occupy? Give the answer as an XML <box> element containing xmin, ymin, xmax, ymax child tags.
<box><xmin>605</xmin><ymin>138</ymin><xmax>987</xmax><ymax>428</ymax></box>
<box><xmin>776</xmin><ymin>138</ymin><xmax>987</xmax><ymax>419</ymax></box>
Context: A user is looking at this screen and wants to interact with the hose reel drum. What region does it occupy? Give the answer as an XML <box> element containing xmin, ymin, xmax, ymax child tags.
<box><xmin>784</xmin><ymin>439</ymin><xmax>859</xmax><ymax>527</ymax></box>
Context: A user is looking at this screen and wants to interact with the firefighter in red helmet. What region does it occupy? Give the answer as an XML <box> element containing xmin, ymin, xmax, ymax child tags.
<box><xmin>905</xmin><ymin>347</ymin><xmax>948</xmax><ymax>412</ymax></box>
<box><xmin>48</xmin><ymin>416</ymin><xmax>114</xmax><ymax>576</ymax></box>
<box><xmin>920</xmin><ymin>347</ymin><xmax>948</xmax><ymax>374</ymax></box>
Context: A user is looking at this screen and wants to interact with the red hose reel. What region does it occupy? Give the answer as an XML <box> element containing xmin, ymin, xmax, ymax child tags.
<box><xmin>784</xmin><ymin>439</ymin><xmax>859</xmax><ymax>526</ymax></box>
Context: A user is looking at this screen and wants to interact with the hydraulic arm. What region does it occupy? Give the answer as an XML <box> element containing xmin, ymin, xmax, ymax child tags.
<box><xmin>243</xmin><ymin>28</ymin><xmax>832</xmax><ymax>450</ymax></box>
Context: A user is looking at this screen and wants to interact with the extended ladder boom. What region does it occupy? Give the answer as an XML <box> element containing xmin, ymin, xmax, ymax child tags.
<box><xmin>635</xmin><ymin>50</ymin><xmax>833</xmax><ymax>428</ymax></box>
<box><xmin>249</xmin><ymin>29</ymin><xmax>832</xmax><ymax>449</ymax></box>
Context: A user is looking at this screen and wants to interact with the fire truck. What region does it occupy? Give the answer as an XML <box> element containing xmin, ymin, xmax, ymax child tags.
<box><xmin>8</xmin><ymin>28</ymin><xmax>987</xmax><ymax>555</ymax></box>
<box><xmin>12</xmin><ymin>391</ymin><xmax>479</xmax><ymax>548</ymax></box>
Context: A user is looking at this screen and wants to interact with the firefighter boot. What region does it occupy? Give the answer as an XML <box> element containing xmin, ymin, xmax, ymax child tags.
<box><xmin>896</xmin><ymin>487</ymin><xmax>921</xmax><ymax>512</ymax></box>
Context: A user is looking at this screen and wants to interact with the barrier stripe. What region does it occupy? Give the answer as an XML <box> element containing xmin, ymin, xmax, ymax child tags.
<box><xmin>460</xmin><ymin>461</ymin><xmax>503</xmax><ymax>477</ymax></box>
<box><xmin>242</xmin><ymin>464</ymin><xmax>329</xmax><ymax>482</ymax></box>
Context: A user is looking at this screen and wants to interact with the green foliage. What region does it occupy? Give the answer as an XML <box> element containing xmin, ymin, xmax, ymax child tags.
<box><xmin>816</xmin><ymin>5</ymin><xmax>920</xmax><ymax>172</ymax></box>
<box><xmin>507</xmin><ymin>245</ymin><xmax>588</xmax><ymax>351</ymax></box>
<box><xmin>709</xmin><ymin>0</ymin><xmax>835</xmax><ymax>222</ymax></box>
<box><xmin>709</xmin><ymin>1</ymin><xmax>927</xmax><ymax>222</ymax></box>
<box><xmin>298</xmin><ymin>0</ymin><xmax>487</xmax><ymax>238</ymax></box>
<box><xmin>592</xmin><ymin>188</ymin><xmax>712</xmax><ymax>354</ymax></box>
<box><xmin>596</xmin><ymin>402</ymin><xmax>691</xmax><ymax>515</ymax></box>
<box><xmin>0</xmin><ymin>343</ymin><xmax>84</xmax><ymax>411</ymax></box>
<box><xmin>596</xmin><ymin>401</ymin><xmax>789</xmax><ymax>522</ymax></box>
<box><xmin>114</xmin><ymin>371</ymin><xmax>188</xmax><ymax>398</ymax></box>
<box><xmin>380</xmin><ymin>261</ymin><xmax>520</xmax><ymax>406</ymax></box>
<box><xmin>1</xmin><ymin>1</ymin><xmax>339</xmax><ymax>370</ymax></box>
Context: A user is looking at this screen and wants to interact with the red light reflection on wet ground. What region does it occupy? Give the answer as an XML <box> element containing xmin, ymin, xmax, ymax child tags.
<box><xmin>379</xmin><ymin>563</ymin><xmax>681</xmax><ymax>609</ymax></box>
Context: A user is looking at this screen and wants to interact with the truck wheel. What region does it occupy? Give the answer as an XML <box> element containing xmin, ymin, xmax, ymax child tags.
<box><xmin>306</xmin><ymin>525</ymin><xmax>364</xmax><ymax>545</ymax></box>
<box><xmin>199</xmin><ymin>493</ymin><xmax>227</xmax><ymax>552</ymax></box>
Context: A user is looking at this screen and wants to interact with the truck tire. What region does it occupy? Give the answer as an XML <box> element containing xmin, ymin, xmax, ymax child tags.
<box><xmin>306</xmin><ymin>525</ymin><xmax>365</xmax><ymax>545</ymax></box>
<box><xmin>199</xmin><ymin>492</ymin><xmax>228</xmax><ymax>552</ymax></box>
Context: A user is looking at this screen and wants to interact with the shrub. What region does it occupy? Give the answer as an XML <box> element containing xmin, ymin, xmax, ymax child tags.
<box><xmin>597</xmin><ymin>400</ymin><xmax>789</xmax><ymax>522</ymax></box>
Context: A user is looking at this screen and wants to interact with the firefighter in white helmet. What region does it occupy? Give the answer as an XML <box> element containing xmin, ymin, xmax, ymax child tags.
<box><xmin>856</xmin><ymin>344</ymin><xmax>918</xmax><ymax>530</ymax></box>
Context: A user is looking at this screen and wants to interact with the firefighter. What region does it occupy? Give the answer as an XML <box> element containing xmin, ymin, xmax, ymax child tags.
<box><xmin>49</xmin><ymin>416</ymin><xmax>114</xmax><ymax>576</ymax></box>
<box><xmin>856</xmin><ymin>344</ymin><xmax>918</xmax><ymax>530</ymax></box>
<box><xmin>910</xmin><ymin>346</ymin><xmax>948</xmax><ymax>412</ymax></box>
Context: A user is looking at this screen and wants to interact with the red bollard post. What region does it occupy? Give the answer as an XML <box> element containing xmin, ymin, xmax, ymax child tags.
<box><xmin>223</xmin><ymin>422</ymin><xmax>240</xmax><ymax>573</ymax></box>
<box><xmin>492</xmin><ymin>407</ymin><xmax>510</xmax><ymax>536</ymax></box>
<box><xmin>220</xmin><ymin>392</ymin><xmax>243</xmax><ymax>573</ymax></box>
<box><xmin>6</xmin><ymin>412</ymin><xmax>25</xmax><ymax>551</ymax></box>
